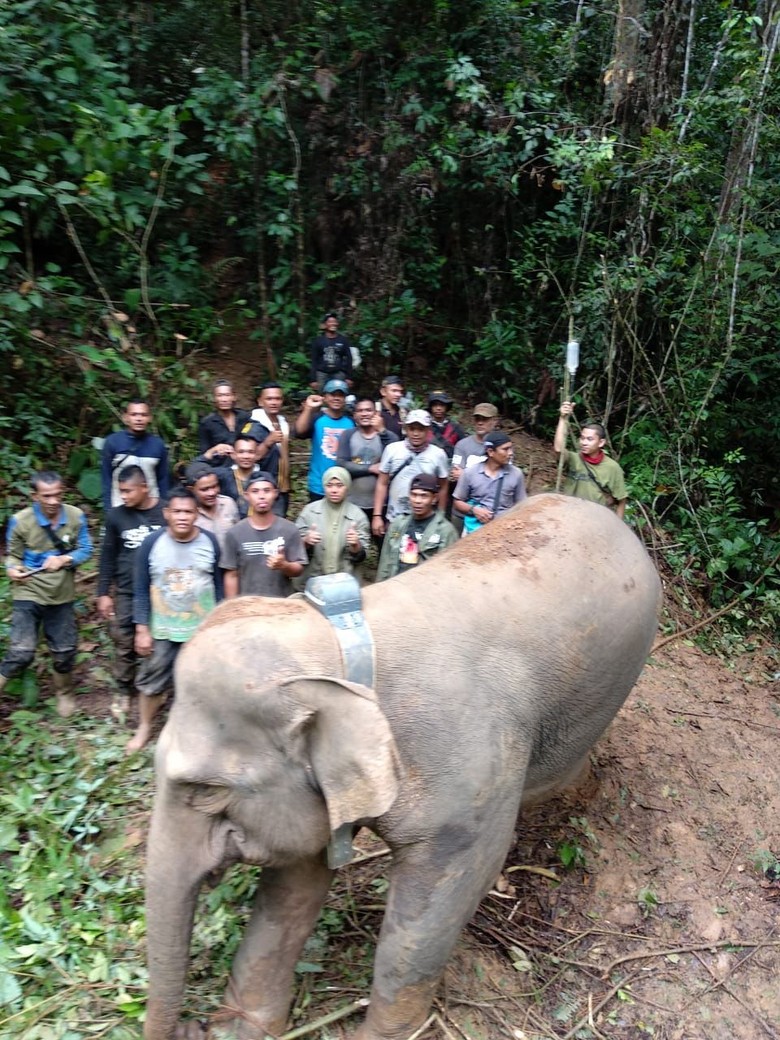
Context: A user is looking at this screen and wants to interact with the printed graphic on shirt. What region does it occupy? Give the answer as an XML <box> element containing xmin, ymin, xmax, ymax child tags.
<box><xmin>239</xmin><ymin>536</ymin><xmax>286</xmax><ymax>557</ymax></box>
<box><xmin>320</xmin><ymin>426</ymin><xmax>343</xmax><ymax>462</ymax></box>
<box><xmin>122</xmin><ymin>523</ymin><xmax>163</xmax><ymax>551</ymax></box>
<box><xmin>399</xmin><ymin>534</ymin><xmax>419</xmax><ymax>566</ymax></box>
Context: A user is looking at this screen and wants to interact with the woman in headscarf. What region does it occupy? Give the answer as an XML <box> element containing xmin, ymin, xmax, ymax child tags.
<box><xmin>294</xmin><ymin>466</ymin><xmax>370</xmax><ymax>583</ymax></box>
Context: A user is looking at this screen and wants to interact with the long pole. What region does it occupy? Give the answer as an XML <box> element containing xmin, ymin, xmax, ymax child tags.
<box><xmin>555</xmin><ymin>336</ymin><xmax>580</xmax><ymax>492</ymax></box>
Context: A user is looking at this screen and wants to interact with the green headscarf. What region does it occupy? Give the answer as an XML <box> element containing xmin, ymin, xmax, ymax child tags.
<box><xmin>321</xmin><ymin>467</ymin><xmax>352</xmax><ymax>574</ymax></box>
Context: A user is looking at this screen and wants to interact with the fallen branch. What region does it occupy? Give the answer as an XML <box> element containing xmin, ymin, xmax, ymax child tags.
<box><xmin>653</xmin><ymin>545</ymin><xmax>780</xmax><ymax>650</ymax></box>
<box><xmin>600</xmin><ymin>937</ymin><xmax>780</xmax><ymax>979</ymax></box>
<box><xmin>277</xmin><ymin>997</ymin><xmax>369</xmax><ymax>1039</ymax></box>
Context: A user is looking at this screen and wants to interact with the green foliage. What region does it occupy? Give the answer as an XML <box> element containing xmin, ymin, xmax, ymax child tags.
<box><xmin>0</xmin><ymin>711</ymin><xmax>148</xmax><ymax>1036</ymax></box>
<box><xmin>556</xmin><ymin>816</ymin><xmax>597</xmax><ymax>871</ymax></box>
<box><xmin>0</xmin><ymin>0</ymin><xmax>778</xmax><ymax>627</ymax></box>
<box><xmin>636</xmin><ymin>887</ymin><xmax>659</xmax><ymax>918</ymax></box>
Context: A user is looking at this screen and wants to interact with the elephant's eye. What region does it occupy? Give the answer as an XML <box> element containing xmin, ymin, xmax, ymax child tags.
<box><xmin>185</xmin><ymin>783</ymin><xmax>232</xmax><ymax>814</ymax></box>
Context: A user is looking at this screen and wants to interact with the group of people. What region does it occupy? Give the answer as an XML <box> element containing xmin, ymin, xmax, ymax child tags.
<box><xmin>1</xmin><ymin>355</ymin><xmax>627</xmax><ymax>753</ymax></box>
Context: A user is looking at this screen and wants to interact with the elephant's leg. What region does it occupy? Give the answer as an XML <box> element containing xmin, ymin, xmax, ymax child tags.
<box><xmin>215</xmin><ymin>857</ymin><xmax>333</xmax><ymax>1039</ymax></box>
<box><xmin>355</xmin><ymin>806</ymin><xmax>522</xmax><ymax>1040</ymax></box>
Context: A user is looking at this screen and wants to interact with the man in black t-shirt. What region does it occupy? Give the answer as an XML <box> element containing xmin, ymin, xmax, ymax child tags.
<box><xmin>96</xmin><ymin>465</ymin><xmax>164</xmax><ymax>714</ymax></box>
<box><xmin>308</xmin><ymin>313</ymin><xmax>354</xmax><ymax>390</ymax></box>
<box><xmin>221</xmin><ymin>474</ymin><xmax>307</xmax><ymax>598</ymax></box>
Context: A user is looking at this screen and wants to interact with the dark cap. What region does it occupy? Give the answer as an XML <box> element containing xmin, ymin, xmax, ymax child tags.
<box><xmin>484</xmin><ymin>431</ymin><xmax>512</xmax><ymax>450</ymax></box>
<box><xmin>245</xmin><ymin>471</ymin><xmax>278</xmax><ymax>490</ymax></box>
<box><xmin>184</xmin><ymin>462</ymin><xmax>215</xmax><ymax>486</ymax></box>
<box><xmin>238</xmin><ymin>421</ymin><xmax>264</xmax><ymax>443</ymax></box>
<box><xmin>381</xmin><ymin>374</ymin><xmax>403</xmax><ymax>387</ymax></box>
<box><xmin>427</xmin><ymin>389</ymin><xmax>453</xmax><ymax>405</ymax></box>
<box><xmin>410</xmin><ymin>472</ymin><xmax>440</xmax><ymax>493</ymax></box>
<box><xmin>473</xmin><ymin>402</ymin><xmax>498</xmax><ymax>418</ymax></box>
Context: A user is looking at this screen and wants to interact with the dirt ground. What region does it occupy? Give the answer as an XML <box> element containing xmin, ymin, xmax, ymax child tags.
<box><xmin>445</xmin><ymin>639</ymin><xmax>780</xmax><ymax>1040</ymax></box>
<box><xmin>305</xmin><ymin>638</ymin><xmax>779</xmax><ymax>1040</ymax></box>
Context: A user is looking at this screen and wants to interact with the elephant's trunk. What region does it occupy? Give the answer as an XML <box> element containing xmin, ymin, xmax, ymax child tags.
<box><xmin>143</xmin><ymin>797</ymin><xmax>214</xmax><ymax>1040</ymax></box>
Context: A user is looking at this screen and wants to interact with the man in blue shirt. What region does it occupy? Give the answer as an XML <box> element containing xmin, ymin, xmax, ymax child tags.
<box><xmin>101</xmin><ymin>399</ymin><xmax>170</xmax><ymax>511</ymax></box>
<box><xmin>294</xmin><ymin>379</ymin><xmax>355</xmax><ymax>501</ymax></box>
<box><xmin>1</xmin><ymin>471</ymin><xmax>93</xmax><ymax>716</ymax></box>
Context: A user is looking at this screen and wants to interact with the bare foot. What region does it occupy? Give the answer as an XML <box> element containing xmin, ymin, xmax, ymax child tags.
<box><xmin>126</xmin><ymin>724</ymin><xmax>152</xmax><ymax>754</ymax></box>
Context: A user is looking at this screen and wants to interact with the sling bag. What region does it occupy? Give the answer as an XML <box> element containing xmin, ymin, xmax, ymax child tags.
<box><xmin>462</xmin><ymin>472</ymin><xmax>506</xmax><ymax>535</ymax></box>
<box><xmin>579</xmin><ymin>457</ymin><xmax>617</xmax><ymax>507</ymax></box>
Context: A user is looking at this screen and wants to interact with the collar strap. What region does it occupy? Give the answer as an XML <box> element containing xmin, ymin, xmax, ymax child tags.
<box><xmin>304</xmin><ymin>574</ymin><xmax>376</xmax><ymax>868</ymax></box>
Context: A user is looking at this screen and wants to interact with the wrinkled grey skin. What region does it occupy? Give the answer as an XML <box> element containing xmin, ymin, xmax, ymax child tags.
<box><xmin>144</xmin><ymin>494</ymin><xmax>660</xmax><ymax>1040</ymax></box>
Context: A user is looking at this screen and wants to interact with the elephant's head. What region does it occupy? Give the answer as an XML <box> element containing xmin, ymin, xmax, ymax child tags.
<box><xmin>159</xmin><ymin>670</ymin><xmax>402</xmax><ymax>869</ymax></box>
<box><xmin>144</xmin><ymin>605</ymin><xmax>403</xmax><ymax>1039</ymax></box>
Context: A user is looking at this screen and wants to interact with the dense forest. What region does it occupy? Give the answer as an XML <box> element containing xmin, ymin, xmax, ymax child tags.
<box><xmin>0</xmin><ymin>0</ymin><xmax>778</xmax><ymax>623</ymax></box>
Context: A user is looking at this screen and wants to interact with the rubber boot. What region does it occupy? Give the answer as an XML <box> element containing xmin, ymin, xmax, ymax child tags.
<box><xmin>52</xmin><ymin>671</ymin><xmax>77</xmax><ymax>718</ymax></box>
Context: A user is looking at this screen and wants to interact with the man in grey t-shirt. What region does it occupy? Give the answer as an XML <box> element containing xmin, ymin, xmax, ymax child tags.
<box><xmin>221</xmin><ymin>474</ymin><xmax>307</xmax><ymax>598</ymax></box>
<box><xmin>450</xmin><ymin>402</ymin><xmax>500</xmax><ymax>483</ymax></box>
<box><xmin>336</xmin><ymin>398</ymin><xmax>398</xmax><ymax>514</ymax></box>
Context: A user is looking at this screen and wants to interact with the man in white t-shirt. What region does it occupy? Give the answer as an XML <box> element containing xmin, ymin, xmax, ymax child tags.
<box><xmin>371</xmin><ymin>410</ymin><xmax>449</xmax><ymax>538</ymax></box>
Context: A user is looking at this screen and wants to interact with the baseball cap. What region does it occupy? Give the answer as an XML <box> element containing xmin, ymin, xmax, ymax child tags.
<box><xmin>410</xmin><ymin>473</ymin><xmax>439</xmax><ymax>492</ymax></box>
<box><xmin>245</xmin><ymin>471</ymin><xmax>278</xmax><ymax>490</ymax></box>
<box><xmin>381</xmin><ymin>374</ymin><xmax>403</xmax><ymax>387</ymax></box>
<box><xmin>473</xmin><ymin>402</ymin><xmax>498</xmax><ymax>418</ymax></box>
<box><xmin>404</xmin><ymin>409</ymin><xmax>432</xmax><ymax>427</ymax></box>
<box><xmin>427</xmin><ymin>389</ymin><xmax>453</xmax><ymax>405</ymax></box>
<box><xmin>484</xmin><ymin>431</ymin><xmax>512</xmax><ymax>450</ymax></box>
<box><xmin>323</xmin><ymin>378</ymin><xmax>349</xmax><ymax>394</ymax></box>
<box><xmin>184</xmin><ymin>462</ymin><xmax>215</xmax><ymax>486</ymax></box>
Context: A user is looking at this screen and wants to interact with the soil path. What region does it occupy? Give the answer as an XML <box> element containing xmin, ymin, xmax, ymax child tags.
<box><xmin>326</xmin><ymin>640</ymin><xmax>780</xmax><ymax>1040</ymax></box>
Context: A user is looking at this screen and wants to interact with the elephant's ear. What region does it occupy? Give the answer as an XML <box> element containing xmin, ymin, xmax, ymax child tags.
<box><xmin>281</xmin><ymin>676</ymin><xmax>402</xmax><ymax>831</ymax></box>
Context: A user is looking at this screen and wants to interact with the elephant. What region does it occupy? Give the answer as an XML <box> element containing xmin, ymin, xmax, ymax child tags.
<box><xmin>143</xmin><ymin>493</ymin><xmax>661</xmax><ymax>1040</ymax></box>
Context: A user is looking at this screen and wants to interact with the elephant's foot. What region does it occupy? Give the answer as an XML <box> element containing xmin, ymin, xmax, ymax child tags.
<box><xmin>205</xmin><ymin>1013</ymin><xmax>281</xmax><ymax>1040</ymax></box>
<box><xmin>205</xmin><ymin>977</ymin><xmax>289</xmax><ymax>1040</ymax></box>
<box><xmin>349</xmin><ymin>979</ymin><xmax>438</xmax><ymax>1040</ymax></box>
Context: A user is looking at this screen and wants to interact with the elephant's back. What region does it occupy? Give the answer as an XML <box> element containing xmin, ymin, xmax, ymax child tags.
<box><xmin>364</xmin><ymin>493</ymin><xmax>660</xmax><ymax>621</ymax></box>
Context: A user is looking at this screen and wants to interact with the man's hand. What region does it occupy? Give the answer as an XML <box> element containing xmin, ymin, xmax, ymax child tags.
<box><xmin>97</xmin><ymin>595</ymin><xmax>115</xmax><ymax>621</ymax></box>
<box><xmin>473</xmin><ymin>505</ymin><xmax>493</xmax><ymax>524</ymax></box>
<box><xmin>135</xmin><ymin>626</ymin><xmax>153</xmax><ymax>657</ymax></box>
<box><xmin>560</xmin><ymin>400</ymin><xmax>574</xmax><ymax>418</ymax></box>
<box><xmin>450</xmin><ymin>465</ymin><xmax>463</xmax><ymax>482</ymax></box>
<box><xmin>7</xmin><ymin>565</ymin><xmax>30</xmax><ymax>582</ymax></box>
<box><xmin>267</xmin><ymin>548</ymin><xmax>287</xmax><ymax>572</ymax></box>
<box><xmin>42</xmin><ymin>555</ymin><xmax>70</xmax><ymax>572</ymax></box>
<box><xmin>264</xmin><ymin>429</ymin><xmax>284</xmax><ymax>446</ymax></box>
<box><xmin>304</xmin><ymin>394</ymin><xmax>323</xmax><ymax>410</ymax></box>
<box><xmin>371</xmin><ymin>516</ymin><xmax>386</xmax><ymax>537</ymax></box>
<box><xmin>206</xmin><ymin>442</ymin><xmax>234</xmax><ymax>459</ymax></box>
<box><xmin>371</xmin><ymin>413</ymin><xmax>386</xmax><ymax>434</ymax></box>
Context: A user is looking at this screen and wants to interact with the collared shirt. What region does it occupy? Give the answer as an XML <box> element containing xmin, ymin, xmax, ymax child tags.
<box><xmin>453</xmin><ymin>462</ymin><xmax>527</xmax><ymax>515</ymax></box>
<box><xmin>198</xmin><ymin>410</ymin><xmax>251</xmax><ymax>455</ymax></box>
<box><xmin>195</xmin><ymin>495</ymin><xmax>239</xmax><ymax>551</ymax></box>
